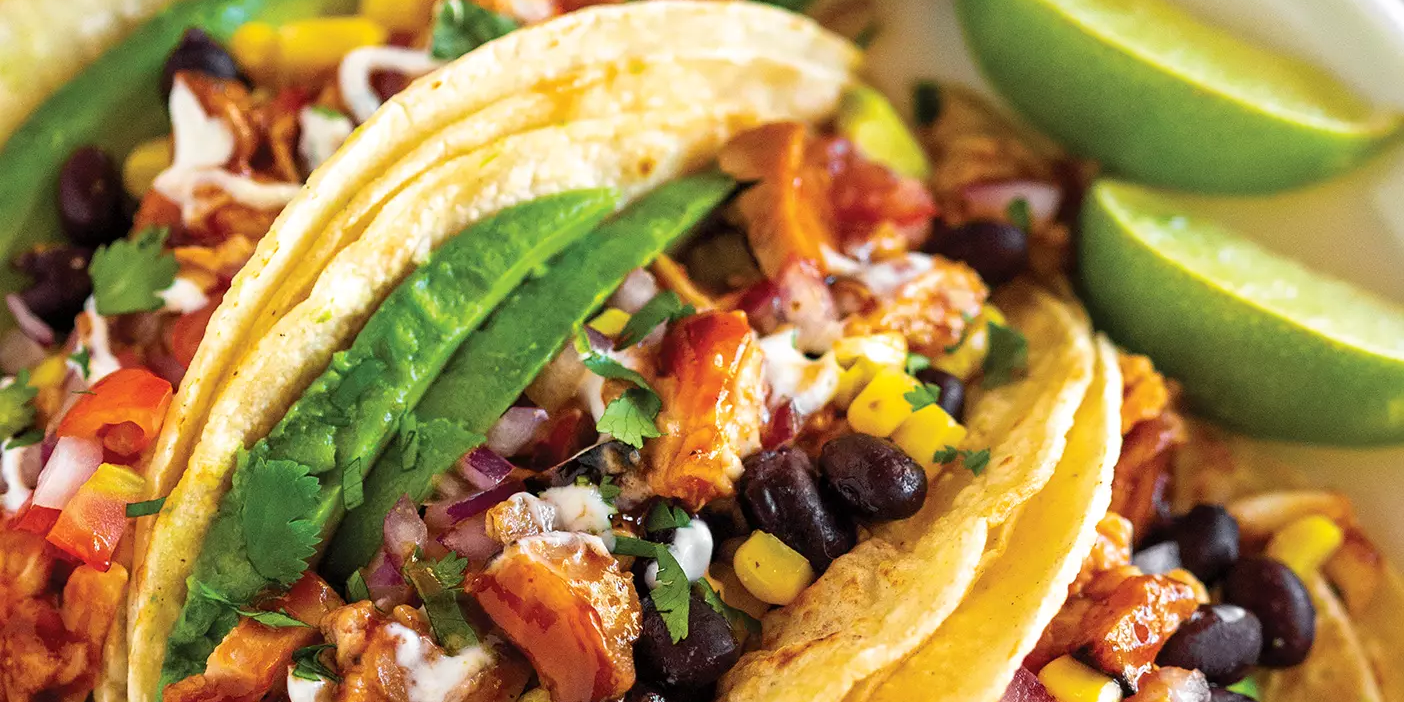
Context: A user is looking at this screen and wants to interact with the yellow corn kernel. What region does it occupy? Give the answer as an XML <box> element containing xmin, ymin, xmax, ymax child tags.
<box><xmin>1267</xmin><ymin>515</ymin><xmax>1345</xmax><ymax>577</ymax></box>
<box><xmin>834</xmin><ymin>357</ymin><xmax>887</xmax><ymax>409</ymax></box>
<box><xmin>1038</xmin><ymin>655</ymin><xmax>1123</xmax><ymax>702</ymax></box>
<box><xmin>230</xmin><ymin>21</ymin><xmax>279</xmax><ymax>83</ymax></box>
<box><xmin>122</xmin><ymin>137</ymin><xmax>172</xmax><ymax>197</ymax></box>
<box><xmin>518</xmin><ymin>688</ymin><xmax>552</xmax><ymax>702</ymax></box>
<box><xmin>276</xmin><ymin>17</ymin><xmax>388</xmax><ymax>83</ymax></box>
<box><xmin>733</xmin><ymin>531</ymin><xmax>814</xmax><ymax>606</ymax></box>
<box><xmin>1166</xmin><ymin>568</ymin><xmax>1210</xmax><ymax>604</ymax></box>
<box><xmin>359</xmin><ymin>0</ymin><xmax>436</xmax><ymax>34</ymax></box>
<box><xmin>31</xmin><ymin>355</ymin><xmax>69</xmax><ymax>389</ymax></box>
<box><xmin>934</xmin><ymin>305</ymin><xmax>1006</xmax><ymax>381</ymax></box>
<box><xmin>832</xmin><ymin>332</ymin><xmax>908</xmax><ymax>369</ymax></box>
<box><xmin>706</xmin><ymin>563</ymin><xmax>770</xmax><ymax>620</ymax></box>
<box><xmin>587</xmin><ymin>308</ymin><xmax>631</xmax><ymax>338</ymax></box>
<box><xmin>847</xmin><ymin>368</ymin><xmax>919</xmax><ymax>437</ymax></box>
<box><xmin>891</xmin><ymin>404</ymin><xmax>967</xmax><ymax>469</ymax></box>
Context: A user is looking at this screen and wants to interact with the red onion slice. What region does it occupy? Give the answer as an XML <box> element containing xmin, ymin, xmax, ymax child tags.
<box><xmin>438</xmin><ymin>511</ymin><xmax>500</xmax><ymax>563</ymax></box>
<box><xmin>607</xmin><ymin>268</ymin><xmax>660</xmax><ymax>313</ymax></box>
<box><xmin>1001</xmin><ymin>667</ymin><xmax>1055</xmax><ymax>702</ymax></box>
<box><xmin>0</xmin><ymin>329</ymin><xmax>47</xmax><ymax>374</ymax></box>
<box><xmin>483</xmin><ymin>411</ymin><xmax>547</xmax><ymax>460</ymax></box>
<box><xmin>362</xmin><ymin>548</ymin><xmax>412</xmax><ymax>608</ymax></box>
<box><xmin>5</xmin><ymin>294</ymin><xmax>55</xmax><ymax>347</ymax></box>
<box><xmin>382</xmin><ymin>495</ymin><xmax>427</xmax><ymax>568</ymax></box>
<box><xmin>32</xmin><ymin>436</ymin><xmax>102</xmax><ymax>509</ymax></box>
<box><xmin>445</xmin><ymin>478</ymin><xmax>524</xmax><ymax>525</ymax></box>
<box><xmin>962</xmin><ymin>180</ymin><xmax>1062</xmax><ymax>227</ymax></box>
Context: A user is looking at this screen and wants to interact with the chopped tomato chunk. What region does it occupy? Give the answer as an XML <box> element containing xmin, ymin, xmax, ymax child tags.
<box><xmin>168</xmin><ymin>296</ymin><xmax>220</xmax><ymax>369</ymax></box>
<box><xmin>56</xmin><ymin>368</ymin><xmax>173</xmax><ymax>458</ymax></box>
<box><xmin>46</xmin><ymin>463</ymin><xmax>144</xmax><ymax>571</ymax></box>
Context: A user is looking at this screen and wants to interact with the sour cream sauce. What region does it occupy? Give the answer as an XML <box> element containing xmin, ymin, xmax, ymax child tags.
<box><xmin>645</xmin><ymin>518</ymin><xmax>713</xmax><ymax>589</ymax></box>
<box><xmin>385</xmin><ymin>623</ymin><xmax>494</xmax><ymax>702</ymax></box>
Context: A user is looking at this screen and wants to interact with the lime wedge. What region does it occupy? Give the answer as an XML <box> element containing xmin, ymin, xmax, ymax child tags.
<box><xmin>956</xmin><ymin>0</ymin><xmax>1402</xmax><ymax>194</ymax></box>
<box><xmin>1079</xmin><ymin>180</ymin><xmax>1404</xmax><ymax>445</ymax></box>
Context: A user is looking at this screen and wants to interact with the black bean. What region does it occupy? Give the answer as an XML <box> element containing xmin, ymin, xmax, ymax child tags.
<box><xmin>1222</xmin><ymin>557</ymin><xmax>1315</xmax><ymax>667</ymax></box>
<box><xmin>739</xmin><ymin>447</ymin><xmax>856</xmax><ymax>572</ymax></box>
<box><xmin>1156</xmin><ymin>604</ymin><xmax>1261</xmax><ymax>685</ymax></box>
<box><xmin>698</xmin><ymin>497</ymin><xmax>750</xmax><ymax>549</ymax></box>
<box><xmin>913</xmin><ymin>367</ymin><xmax>966</xmax><ymax>421</ymax></box>
<box><xmin>1169</xmin><ymin>504</ymin><xmax>1240</xmax><ymax>585</ymax></box>
<box><xmin>57</xmin><ymin>147</ymin><xmax>127</xmax><ymax>247</ymax></box>
<box><xmin>1131</xmin><ymin>540</ymin><xmax>1183</xmax><ymax>575</ymax></box>
<box><xmin>1209</xmin><ymin>689</ymin><xmax>1255</xmax><ymax>702</ymax></box>
<box><xmin>923</xmin><ymin>220</ymin><xmax>1028</xmax><ymax>286</ymax></box>
<box><xmin>635</xmin><ymin>594</ymin><xmax>741</xmax><ymax>689</ymax></box>
<box><xmin>161</xmin><ymin>28</ymin><xmax>243</xmax><ymax>97</ymax></box>
<box><xmin>16</xmin><ymin>247</ymin><xmax>93</xmax><ymax>333</ymax></box>
<box><xmin>625</xmin><ymin>683</ymin><xmax>670</xmax><ymax>702</ymax></box>
<box><xmin>819</xmin><ymin>433</ymin><xmax>927</xmax><ymax>521</ymax></box>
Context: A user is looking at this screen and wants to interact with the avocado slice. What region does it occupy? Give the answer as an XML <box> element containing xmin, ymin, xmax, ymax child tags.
<box><xmin>836</xmin><ymin>84</ymin><xmax>932</xmax><ymax>180</ymax></box>
<box><xmin>159</xmin><ymin>190</ymin><xmax>617</xmax><ymax>689</ymax></box>
<box><xmin>319</xmin><ymin>172</ymin><xmax>737</xmax><ymax>584</ymax></box>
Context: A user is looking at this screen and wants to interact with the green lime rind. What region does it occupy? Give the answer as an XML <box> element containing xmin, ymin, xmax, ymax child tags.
<box><xmin>956</xmin><ymin>0</ymin><xmax>1402</xmax><ymax>194</ymax></box>
<box><xmin>1079</xmin><ymin>180</ymin><xmax>1404</xmax><ymax>445</ymax></box>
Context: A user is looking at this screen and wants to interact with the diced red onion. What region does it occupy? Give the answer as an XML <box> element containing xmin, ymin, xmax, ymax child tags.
<box><xmin>483</xmin><ymin>411</ymin><xmax>547</xmax><ymax>460</ymax></box>
<box><xmin>146</xmin><ymin>352</ymin><xmax>187</xmax><ymax>387</ymax></box>
<box><xmin>1000</xmin><ymin>668</ymin><xmax>1055</xmax><ymax>702</ymax></box>
<box><xmin>438</xmin><ymin>511</ymin><xmax>500</xmax><ymax>563</ymax></box>
<box><xmin>607</xmin><ymin>268</ymin><xmax>660</xmax><ymax>313</ymax></box>
<box><xmin>363</xmin><ymin>548</ymin><xmax>412</xmax><ymax>608</ymax></box>
<box><xmin>31</xmin><ymin>437</ymin><xmax>102</xmax><ymax>509</ymax></box>
<box><xmin>382</xmin><ymin>495</ymin><xmax>427</xmax><ymax>568</ymax></box>
<box><xmin>761</xmin><ymin>400</ymin><xmax>800</xmax><ymax>450</ymax></box>
<box><xmin>5</xmin><ymin>294</ymin><xmax>54</xmax><ymax>347</ymax></box>
<box><xmin>777</xmin><ymin>261</ymin><xmax>841</xmax><ymax>353</ymax></box>
<box><xmin>525</xmin><ymin>349</ymin><xmax>587</xmax><ymax>412</ymax></box>
<box><xmin>583</xmin><ymin>326</ymin><xmax>612</xmax><ymax>354</ymax></box>
<box><xmin>0</xmin><ymin>329</ymin><xmax>47</xmax><ymax>374</ymax></box>
<box><xmin>443</xmin><ymin>478</ymin><xmax>524</xmax><ymax>525</ymax></box>
<box><xmin>962</xmin><ymin>180</ymin><xmax>1062</xmax><ymax>227</ymax></box>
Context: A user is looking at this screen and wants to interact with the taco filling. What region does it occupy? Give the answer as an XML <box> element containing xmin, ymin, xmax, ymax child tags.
<box><xmin>0</xmin><ymin>2</ymin><xmax>1400</xmax><ymax>702</ymax></box>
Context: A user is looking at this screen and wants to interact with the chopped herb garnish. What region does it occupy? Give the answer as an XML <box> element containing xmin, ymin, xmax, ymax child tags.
<box><xmin>695</xmin><ymin>578</ymin><xmax>760</xmax><ymax>634</ymax></box>
<box><xmin>89</xmin><ymin>226</ymin><xmax>178</xmax><ymax>315</ymax></box>
<box><xmin>652</xmin><ymin>547</ymin><xmax>692</xmax><ymax>643</ymax></box>
<box><xmin>598</xmin><ymin>387</ymin><xmax>664</xmax><ymax>448</ymax></box>
<box><xmin>429</xmin><ymin>551</ymin><xmax>469</xmax><ymax>588</ymax></box>
<box><xmin>398</xmin><ymin>413</ymin><xmax>421</xmax><ymax>472</ymax></box>
<box><xmin>903</xmin><ymin>382</ymin><xmax>942</xmax><ymax>411</ymax></box>
<box><xmin>1006</xmin><ymin>198</ymin><xmax>1032</xmax><ymax>232</ymax></box>
<box><xmin>69</xmin><ymin>346</ymin><xmax>91</xmax><ymax>379</ymax></box>
<box><xmin>598</xmin><ymin>475</ymin><xmax>621</xmax><ymax>504</ymax></box>
<box><xmin>291</xmin><ymin>644</ymin><xmax>341</xmax><ymax>683</ymax></box>
<box><xmin>125</xmin><ymin>497</ymin><xmax>165</xmax><ymax>518</ymax></box>
<box><xmin>346</xmin><ymin>570</ymin><xmax>371</xmax><ymax>603</ymax></box>
<box><xmin>241</xmin><ymin>457</ymin><xmax>322</xmax><ymax>585</ymax></box>
<box><xmin>646</xmin><ymin>502</ymin><xmax>692</xmax><ymax>533</ymax></box>
<box><xmin>943</xmin><ymin>311</ymin><xmax>978</xmax><ymax>354</ymax></box>
<box><xmin>913</xmin><ymin>80</ymin><xmax>942</xmax><ymax>127</ymax></box>
<box><xmin>983</xmin><ymin>321</ymin><xmax>1029</xmax><ymax>387</ymax></box>
<box><xmin>404</xmin><ymin>553</ymin><xmax>479</xmax><ymax>653</ymax></box>
<box><xmin>853</xmin><ymin>21</ymin><xmax>881</xmax><ymax>49</ymax></box>
<box><xmin>933</xmin><ymin>445</ymin><xmax>991</xmax><ymax>476</ymax></box>
<box><xmin>580</xmin><ymin>351</ymin><xmax>656</xmax><ymax>395</ymax></box>
<box><xmin>342</xmin><ymin>456</ymin><xmax>366</xmax><ymax>511</ymax></box>
<box><xmin>904</xmin><ymin>352</ymin><xmax>932</xmax><ymax>376</ymax></box>
<box><xmin>430</xmin><ymin>0</ymin><xmax>519</xmax><ymax>60</ymax></box>
<box><xmin>610</xmin><ymin>535</ymin><xmax>661</xmax><ymax>558</ymax></box>
<box><xmin>5</xmin><ymin>429</ymin><xmax>42</xmax><ymax>450</ymax></box>
<box><xmin>193</xmin><ymin>581</ymin><xmax>311</xmax><ymax>628</ymax></box>
<box><xmin>615</xmin><ymin>291</ymin><xmax>695</xmax><ymax>349</ymax></box>
<box><xmin>71</xmin><ymin>389</ymin><xmax>97</xmax><ymax>396</ymax></box>
<box><xmin>0</xmin><ymin>369</ymin><xmax>37</xmax><ymax>440</ymax></box>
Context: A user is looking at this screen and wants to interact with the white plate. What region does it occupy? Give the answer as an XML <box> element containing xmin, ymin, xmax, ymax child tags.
<box><xmin>865</xmin><ymin>0</ymin><xmax>1404</xmax><ymax>557</ymax></box>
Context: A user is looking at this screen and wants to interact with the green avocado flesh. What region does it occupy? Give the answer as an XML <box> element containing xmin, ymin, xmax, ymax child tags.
<box><xmin>0</xmin><ymin>0</ymin><xmax>357</xmax><ymax>308</ymax></box>
<box><xmin>159</xmin><ymin>190</ymin><xmax>617</xmax><ymax>689</ymax></box>
<box><xmin>319</xmin><ymin>172</ymin><xmax>737</xmax><ymax>584</ymax></box>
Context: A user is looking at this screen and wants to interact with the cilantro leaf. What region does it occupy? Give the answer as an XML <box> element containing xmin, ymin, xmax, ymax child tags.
<box><xmin>69</xmin><ymin>347</ymin><xmax>91</xmax><ymax>379</ymax></box>
<box><xmin>903</xmin><ymin>383</ymin><xmax>942</xmax><ymax>411</ymax></box>
<box><xmin>913</xmin><ymin>80</ymin><xmax>942</xmax><ymax>126</ymax></box>
<box><xmin>1006</xmin><ymin>198</ymin><xmax>1032</xmax><ymax>232</ymax></box>
<box><xmin>125</xmin><ymin>497</ymin><xmax>165</xmax><ymax>518</ymax></box>
<box><xmin>610</xmin><ymin>535</ymin><xmax>662</xmax><ymax>558</ymax></box>
<box><xmin>193</xmin><ymin>581</ymin><xmax>310</xmax><ymax>628</ymax></box>
<box><xmin>695</xmin><ymin>578</ymin><xmax>760</xmax><ymax>635</ymax></box>
<box><xmin>291</xmin><ymin>644</ymin><xmax>341</xmax><ymax>683</ymax></box>
<box><xmin>982</xmin><ymin>321</ymin><xmax>1028</xmax><ymax>387</ymax></box>
<box><xmin>581</xmin><ymin>353</ymin><xmax>655</xmax><ymax>394</ymax></box>
<box><xmin>943</xmin><ymin>311</ymin><xmax>978</xmax><ymax>354</ymax></box>
<box><xmin>346</xmin><ymin>570</ymin><xmax>371</xmax><ymax>603</ymax></box>
<box><xmin>342</xmin><ymin>456</ymin><xmax>365</xmax><ymax>511</ymax></box>
<box><xmin>615</xmin><ymin>292</ymin><xmax>695</xmax><ymax>349</ymax></box>
<box><xmin>0</xmin><ymin>370</ymin><xmax>37</xmax><ymax>440</ymax></box>
<box><xmin>89</xmin><ymin>226</ymin><xmax>178</xmax><ymax>315</ymax></box>
<box><xmin>5</xmin><ymin>429</ymin><xmax>42</xmax><ymax>450</ymax></box>
<box><xmin>931</xmin><ymin>445</ymin><xmax>959</xmax><ymax>464</ymax></box>
<box><xmin>905</xmin><ymin>352</ymin><xmax>932</xmax><ymax>376</ymax></box>
<box><xmin>598</xmin><ymin>387</ymin><xmax>663</xmax><ymax>448</ymax></box>
<box><xmin>597</xmin><ymin>475</ymin><xmax>621</xmax><ymax>505</ymax></box>
<box><xmin>962</xmin><ymin>448</ymin><xmax>991</xmax><ymax>476</ymax></box>
<box><xmin>241</xmin><ymin>458</ymin><xmax>322</xmax><ymax>585</ymax></box>
<box><xmin>652</xmin><ymin>548</ymin><xmax>692</xmax><ymax>643</ymax></box>
<box><xmin>430</xmin><ymin>0</ymin><xmax>518</xmax><ymax>60</ymax></box>
<box><xmin>646</xmin><ymin>502</ymin><xmax>691</xmax><ymax>534</ymax></box>
<box><xmin>404</xmin><ymin>554</ymin><xmax>479</xmax><ymax>654</ymax></box>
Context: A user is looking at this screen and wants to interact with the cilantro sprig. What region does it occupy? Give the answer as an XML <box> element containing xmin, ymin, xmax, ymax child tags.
<box><xmin>0</xmin><ymin>370</ymin><xmax>37</xmax><ymax>441</ymax></box>
<box><xmin>982</xmin><ymin>321</ymin><xmax>1028</xmax><ymax>387</ymax></box>
<box><xmin>430</xmin><ymin>0</ymin><xmax>518</xmax><ymax>60</ymax></box>
<box><xmin>903</xmin><ymin>382</ymin><xmax>942</xmax><ymax>411</ymax></box>
<box><xmin>577</xmin><ymin>328</ymin><xmax>665</xmax><ymax>448</ymax></box>
<box><xmin>193</xmin><ymin>581</ymin><xmax>311</xmax><ymax>628</ymax></box>
<box><xmin>291</xmin><ymin>644</ymin><xmax>341</xmax><ymax>683</ymax></box>
<box><xmin>241</xmin><ymin>457</ymin><xmax>322</xmax><ymax>585</ymax></box>
<box><xmin>645</xmin><ymin>502</ymin><xmax>692</xmax><ymax>534</ymax></box>
<box><xmin>346</xmin><ymin>570</ymin><xmax>372</xmax><ymax>603</ymax></box>
<box><xmin>125</xmin><ymin>497</ymin><xmax>165</xmax><ymax>518</ymax></box>
<box><xmin>404</xmin><ymin>551</ymin><xmax>478</xmax><ymax>654</ymax></box>
<box><xmin>89</xmin><ymin>226</ymin><xmax>179</xmax><ymax>315</ymax></box>
<box><xmin>932</xmin><ymin>446</ymin><xmax>991</xmax><ymax>476</ymax></box>
<box><xmin>615</xmin><ymin>292</ymin><xmax>694</xmax><ymax>349</ymax></box>
<box><xmin>613</xmin><ymin>536</ymin><xmax>692</xmax><ymax>643</ymax></box>
<box><xmin>904</xmin><ymin>352</ymin><xmax>932</xmax><ymax>376</ymax></box>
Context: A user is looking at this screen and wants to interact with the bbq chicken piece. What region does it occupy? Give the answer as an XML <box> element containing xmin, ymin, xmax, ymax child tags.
<box><xmin>472</xmin><ymin>533</ymin><xmax>642</xmax><ymax>702</ymax></box>
<box><xmin>647</xmin><ymin>311</ymin><xmax>765</xmax><ymax>509</ymax></box>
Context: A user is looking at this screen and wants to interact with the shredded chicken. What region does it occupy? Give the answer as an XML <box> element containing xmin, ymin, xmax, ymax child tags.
<box><xmin>844</xmin><ymin>256</ymin><xmax>988</xmax><ymax>358</ymax></box>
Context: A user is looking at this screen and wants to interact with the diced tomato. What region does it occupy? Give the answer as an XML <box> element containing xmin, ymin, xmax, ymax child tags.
<box><xmin>56</xmin><ymin>368</ymin><xmax>173</xmax><ymax>458</ymax></box>
<box><xmin>45</xmin><ymin>463</ymin><xmax>144</xmax><ymax>571</ymax></box>
<box><xmin>168</xmin><ymin>296</ymin><xmax>220</xmax><ymax>369</ymax></box>
<box><xmin>12</xmin><ymin>500</ymin><xmax>61</xmax><ymax>535</ymax></box>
